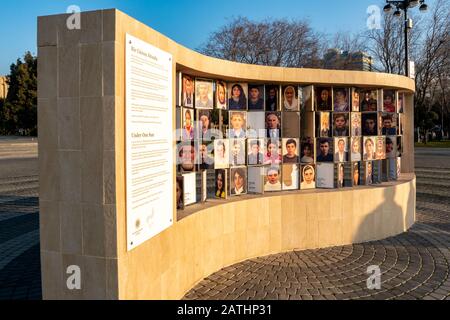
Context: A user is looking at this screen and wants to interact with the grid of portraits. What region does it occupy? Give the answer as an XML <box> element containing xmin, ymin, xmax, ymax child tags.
<box><xmin>176</xmin><ymin>73</ymin><xmax>405</xmax><ymax>214</ymax></box>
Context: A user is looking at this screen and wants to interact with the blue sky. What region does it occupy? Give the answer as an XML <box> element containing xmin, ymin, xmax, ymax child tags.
<box><xmin>0</xmin><ymin>0</ymin><xmax>436</xmax><ymax>75</ymax></box>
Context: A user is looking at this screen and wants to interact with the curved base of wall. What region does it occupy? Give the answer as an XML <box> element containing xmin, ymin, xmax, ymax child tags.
<box><xmin>119</xmin><ymin>174</ymin><xmax>416</xmax><ymax>299</ymax></box>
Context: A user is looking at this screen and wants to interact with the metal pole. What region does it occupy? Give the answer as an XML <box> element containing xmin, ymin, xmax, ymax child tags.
<box><xmin>404</xmin><ymin>6</ymin><xmax>409</xmax><ymax>77</ymax></box>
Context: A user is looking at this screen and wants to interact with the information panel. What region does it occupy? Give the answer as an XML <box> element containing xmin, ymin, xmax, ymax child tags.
<box><xmin>125</xmin><ymin>34</ymin><xmax>174</xmax><ymax>251</ymax></box>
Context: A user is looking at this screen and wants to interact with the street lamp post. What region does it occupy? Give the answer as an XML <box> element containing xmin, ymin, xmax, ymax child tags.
<box><xmin>383</xmin><ymin>0</ymin><xmax>428</xmax><ymax>77</ymax></box>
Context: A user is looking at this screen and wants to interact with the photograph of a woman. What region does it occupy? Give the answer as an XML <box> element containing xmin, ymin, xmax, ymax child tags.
<box><xmin>264</xmin><ymin>139</ymin><xmax>282</xmax><ymax>165</ymax></box>
<box><xmin>182</xmin><ymin>108</ymin><xmax>195</xmax><ymax>141</ymax></box>
<box><xmin>351</xmin><ymin>137</ymin><xmax>362</xmax><ymax>162</ymax></box>
<box><xmin>334</xmin><ymin>88</ymin><xmax>350</xmax><ymax>112</ymax></box>
<box><xmin>300</xmin><ymin>141</ymin><xmax>315</xmax><ymax>164</ymax></box>
<box><xmin>216</xmin><ymin>80</ymin><xmax>227</xmax><ymax>110</ymax></box>
<box><xmin>214</xmin><ymin>139</ymin><xmax>229</xmax><ymax>169</ymax></box>
<box><xmin>360</xmin><ymin>90</ymin><xmax>378</xmax><ymax>112</ymax></box>
<box><xmin>315</xmin><ymin>87</ymin><xmax>332</xmax><ymax>111</ymax></box>
<box><xmin>375</xmin><ymin>136</ymin><xmax>386</xmax><ymax>160</ymax></box>
<box><xmin>230</xmin><ymin>167</ymin><xmax>247</xmax><ymax>196</ymax></box>
<box><xmin>351</xmin><ymin>112</ymin><xmax>362</xmax><ymax>136</ymax></box>
<box><xmin>363</xmin><ymin>137</ymin><xmax>375</xmax><ymax>161</ymax></box>
<box><xmin>265</xmin><ymin>85</ymin><xmax>279</xmax><ymax>111</ymax></box>
<box><xmin>215</xmin><ymin>169</ymin><xmax>227</xmax><ymax>199</ymax></box>
<box><xmin>283</xmin><ymin>85</ymin><xmax>299</xmax><ymax>111</ymax></box>
<box><xmin>319</xmin><ymin>112</ymin><xmax>331</xmax><ymax>137</ymax></box>
<box><xmin>228</xmin><ymin>83</ymin><xmax>248</xmax><ymax>110</ymax></box>
<box><xmin>301</xmin><ymin>164</ymin><xmax>316</xmax><ymax>190</ymax></box>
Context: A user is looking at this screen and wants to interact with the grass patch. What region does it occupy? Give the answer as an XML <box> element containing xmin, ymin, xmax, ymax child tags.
<box><xmin>415</xmin><ymin>140</ymin><xmax>450</xmax><ymax>148</ymax></box>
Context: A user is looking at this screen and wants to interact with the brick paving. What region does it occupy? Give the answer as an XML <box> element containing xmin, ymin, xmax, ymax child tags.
<box><xmin>184</xmin><ymin>149</ymin><xmax>450</xmax><ymax>300</ymax></box>
<box><xmin>0</xmin><ymin>139</ymin><xmax>449</xmax><ymax>300</ymax></box>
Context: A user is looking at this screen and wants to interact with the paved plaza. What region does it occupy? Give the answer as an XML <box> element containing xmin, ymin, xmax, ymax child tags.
<box><xmin>0</xmin><ymin>138</ymin><xmax>449</xmax><ymax>300</ymax></box>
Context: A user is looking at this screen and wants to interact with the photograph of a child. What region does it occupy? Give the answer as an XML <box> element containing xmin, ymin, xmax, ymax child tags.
<box><xmin>264</xmin><ymin>166</ymin><xmax>282</xmax><ymax>192</ymax></box>
<box><xmin>264</xmin><ymin>139</ymin><xmax>282</xmax><ymax>165</ymax></box>
<box><xmin>315</xmin><ymin>87</ymin><xmax>332</xmax><ymax>111</ymax></box>
<box><xmin>282</xmin><ymin>138</ymin><xmax>300</xmax><ymax>164</ymax></box>
<box><xmin>334</xmin><ymin>88</ymin><xmax>350</xmax><ymax>112</ymax></box>
<box><xmin>195</xmin><ymin>79</ymin><xmax>214</xmax><ymax>109</ymax></box>
<box><xmin>383</xmin><ymin>90</ymin><xmax>396</xmax><ymax>112</ymax></box>
<box><xmin>228</xmin><ymin>111</ymin><xmax>247</xmax><ymax>138</ymax></box>
<box><xmin>248</xmin><ymin>84</ymin><xmax>265</xmax><ymax>110</ymax></box>
<box><xmin>333</xmin><ymin>113</ymin><xmax>350</xmax><ymax>137</ymax></box>
<box><xmin>228</xmin><ymin>83</ymin><xmax>248</xmax><ymax>110</ymax></box>
<box><xmin>381</xmin><ymin>113</ymin><xmax>397</xmax><ymax>135</ymax></box>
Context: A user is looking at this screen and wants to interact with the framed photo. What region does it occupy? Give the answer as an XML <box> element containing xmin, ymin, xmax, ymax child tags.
<box><xmin>301</xmin><ymin>164</ymin><xmax>317</xmax><ymax>190</ymax></box>
<box><xmin>181</xmin><ymin>74</ymin><xmax>194</xmax><ymax>108</ymax></box>
<box><xmin>362</xmin><ymin>112</ymin><xmax>378</xmax><ymax>136</ymax></box>
<box><xmin>333</xmin><ymin>88</ymin><xmax>350</xmax><ymax>112</ymax></box>
<box><xmin>336</xmin><ymin>163</ymin><xmax>345</xmax><ymax>188</ymax></box>
<box><xmin>195</xmin><ymin>78</ymin><xmax>214</xmax><ymax>109</ymax></box>
<box><xmin>333</xmin><ymin>113</ymin><xmax>350</xmax><ymax>137</ymax></box>
<box><xmin>360</xmin><ymin>89</ymin><xmax>378</xmax><ymax>112</ymax></box>
<box><xmin>181</xmin><ymin>108</ymin><xmax>195</xmax><ymax>141</ymax></box>
<box><xmin>317</xmin><ymin>112</ymin><xmax>331</xmax><ymax>138</ymax></box>
<box><xmin>215</xmin><ymin>169</ymin><xmax>228</xmax><ymax>199</ymax></box>
<box><xmin>316</xmin><ymin>163</ymin><xmax>334</xmax><ymax>189</ymax></box>
<box><xmin>230</xmin><ymin>166</ymin><xmax>247</xmax><ymax>196</ymax></box>
<box><xmin>228</xmin><ymin>111</ymin><xmax>247</xmax><ymax>138</ymax></box>
<box><xmin>214</xmin><ymin>139</ymin><xmax>229</xmax><ymax>169</ymax></box>
<box><xmin>351</xmin><ymin>88</ymin><xmax>360</xmax><ymax>112</ymax></box>
<box><xmin>265</xmin><ymin>85</ymin><xmax>279</xmax><ymax>111</ymax></box>
<box><xmin>282</xmin><ymin>138</ymin><xmax>300</xmax><ymax>164</ymax></box>
<box><xmin>375</xmin><ymin>136</ymin><xmax>386</xmax><ymax>160</ymax></box>
<box><xmin>216</xmin><ymin>80</ymin><xmax>227</xmax><ymax>110</ymax></box>
<box><xmin>282</xmin><ymin>164</ymin><xmax>300</xmax><ymax>191</ymax></box>
<box><xmin>265</xmin><ymin>112</ymin><xmax>282</xmax><ymax>139</ymax></box>
<box><xmin>351</xmin><ymin>112</ymin><xmax>362</xmax><ymax>136</ymax></box>
<box><xmin>176</xmin><ymin>176</ymin><xmax>184</xmax><ymax>210</ymax></box>
<box><xmin>177</xmin><ymin>141</ymin><xmax>196</xmax><ymax>173</ymax></box>
<box><xmin>350</xmin><ymin>137</ymin><xmax>362</xmax><ymax>162</ymax></box>
<box><xmin>282</xmin><ymin>112</ymin><xmax>300</xmax><ymax>138</ymax></box>
<box><xmin>315</xmin><ymin>86</ymin><xmax>333</xmax><ymax>111</ymax></box>
<box><xmin>248</xmin><ymin>166</ymin><xmax>265</xmax><ymax>194</ymax></box>
<box><xmin>247</xmin><ymin>112</ymin><xmax>266</xmax><ymax>138</ymax></box>
<box><xmin>229</xmin><ymin>138</ymin><xmax>246</xmax><ymax>167</ymax></box>
<box><xmin>248</xmin><ymin>84</ymin><xmax>265</xmax><ymax>110</ymax></box>
<box><xmin>352</xmin><ymin>162</ymin><xmax>361</xmax><ymax>186</ymax></box>
<box><xmin>383</xmin><ymin>90</ymin><xmax>396</xmax><ymax>112</ymax></box>
<box><xmin>364</xmin><ymin>161</ymin><xmax>374</xmax><ymax>185</ymax></box>
<box><xmin>198</xmin><ymin>141</ymin><xmax>214</xmax><ymax>170</ymax></box>
<box><xmin>300</xmin><ymin>138</ymin><xmax>315</xmax><ymax>164</ymax></box>
<box><xmin>197</xmin><ymin>109</ymin><xmax>212</xmax><ymax>141</ymax></box>
<box><xmin>264</xmin><ymin>166</ymin><xmax>282</xmax><ymax>192</ymax></box>
<box><xmin>381</xmin><ymin>113</ymin><xmax>397</xmax><ymax>135</ymax></box>
<box><xmin>282</xmin><ymin>85</ymin><xmax>300</xmax><ymax>111</ymax></box>
<box><xmin>363</xmin><ymin>137</ymin><xmax>376</xmax><ymax>161</ymax></box>
<box><xmin>386</xmin><ymin>136</ymin><xmax>397</xmax><ymax>159</ymax></box>
<box><xmin>228</xmin><ymin>83</ymin><xmax>248</xmax><ymax>110</ymax></box>
<box><xmin>247</xmin><ymin>139</ymin><xmax>265</xmax><ymax>165</ymax></box>
<box><xmin>263</xmin><ymin>138</ymin><xmax>282</xmax><ymax>165</ymax></box>
<box><xmin>316</xmin><ymin>138</ymin><xmax>334</xmax><ymax>162</ymax></box>
<box><xmin>334</xmin><ymin>137</ymin><xmax>348</xmax><ymax>163</ymax></box>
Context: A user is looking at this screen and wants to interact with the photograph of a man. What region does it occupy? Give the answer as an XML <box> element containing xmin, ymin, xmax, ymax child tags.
<box><xmin>198</xmin><ymin>142</ymin><xmax>214</xmax><ymax>170</ymax></box>
<box><xmin>195</xmin><ymin>79</ymin><xmax>214</xmax><ymax>109</ymax></box>
<box><xmin>382</xmin><ymin>114</ymin><xmax>397</xmax><ymax>135</ymax></box>
<box><xmin>334</xmin><ymin>138</ymin><xmax>348</xmax><ymax>163</ymax></box>
<box><xmin>248</xmin><ymin>85</ymin><xmax>264</xmax><ymax>110</ymax></box>
<box><xmin>229</xmin><ymin>139</ymin><xmax>246</xmax><ymax>167</ymax></box>
<box><xmin>266</xmin><ymin>112</ymin><xmax>281</xmax><ymax>138</ymax></box>
<box><xmin>182</xmin><ymin>75</ymin><xmax>194</xmax><ymax>107</ymax></box>
<box><xmin>216</xmin><ymin>80</ymin><xmax>227</xmax><ymax>110</ymax></box>
<box><xmin>230</xmin><ymin>167</ymin><xmax>247</xmax><ymax>195</ymax></box>
<box><xmin>316</xmin><ymin>138</ymin><xmax>334</xmax><ymax>162</ymax></box>
<box><xmin>362</xmin><ymin>113</ymin><xmax>378</xmax><ymax>136</ymax></box>
<box><xmin>282</xmin><ymin>138</ymin><xmax>300</xmax><ymax>164</ymax></box>
<box><xmin>247</xmin><ymin>139</ymin><xmax>264</xmax><ymax>165</ymax></box>
<box><xmin>265</xmin><ymin>85</ymin><xmax>279</xmax><ymax>111</ymax></box>
<box><xmin>178</xmin><ymin>141</ymin><xmax>196</xmax><ymax>172</ymax></box>
<box><xmin>198</xmin><ymin>110</ymin><xmax>211</xmax><ymax>141</ymax></box>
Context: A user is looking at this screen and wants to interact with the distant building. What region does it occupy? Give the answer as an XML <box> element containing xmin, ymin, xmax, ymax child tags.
<box><xmin>323</xmin><ymin>49</ymin><xmax>373</xmax><ymax>72</ymax></box>
<box><xmin>0</xmin><ymin>76</ymin><xmax>8</xmax><ymax>99</ymax></box>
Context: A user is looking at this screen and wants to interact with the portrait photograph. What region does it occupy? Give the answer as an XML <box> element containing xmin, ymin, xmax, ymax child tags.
<box><xmin>362</xmin><ymin>112</ymin><xmax>378</xmax><ymax>136</ymax></box>
<box><xmin>333</xmin><ymin>88</ymin><xmax>350</xmax><ymax>112</ymax></box>
<box><xmin>316</xmin><ymin>138</ymin><xmax>334</xmax><ymax>162</ymax></box>
<box><xmin>229</xmin><ymin>138</ymin><xmax>246</xmax><ymax>167</ymax></box>
<box><xmin>315</xmin><ymin>86</ymin><xmax>332</xmax><ymax>111</ymax></box>
<box><xmin>352</xmin><ymin>162</ymin><xmax>361</xmax><ymax>186</ymax></box>
<box><xmin>363</xmin><ymin>137</ymin><xmax>376</xmax><ymax>161</ymax></box>
<box><xmin>247</xmin><ymin>139</ymin><xmax>265</xmax><ymax>165</ymax></box>
<box><xmin>176</xmin><ymin>176</ymin><xmax>184</xmax><ymax>210</ymax></box>
<box><xmin>216</xmin><ymin>80</ymin><xmax>227</xmax><ymax>110</ymax></box>
<box><xmin>350</xmin><ymin>137</ymin><xmax>362</xmax><ymax>162</ymax></box>
<box><xmin>248</xmin><ymin>84</ymin><xmax>265</xmax><ymax>110</ymax></box>
<box><xmin>364</xmin><ymin>161</ymin><xmax>374</xmax><ymax>185</ymax></box>
<box><xmin>333</xmin><ymin>113</ymin><xmax>350</xmax><ymax>137</ymax></box>
<box><xmin>282</xmin><ymin>164</ymin><xmax>300</xmax><ymax>191</ymax></box>
<box><xmin>198</xmin><ymin>141</ymin><xmax>214</xmax><ymax>170</ymax></box>
<box><xmin>282</xmin><ymin>85</ymin><xmax>300</xmax><ymax>111</ymax></box>
<box><xmin>317</xmin><ymin>112</ymin><xmax>331</xmax><ymax>137</ymax></box>
<box><xmin>351</xmin><ymin>88</ymin><xmax>360</xmax><ymax>112</ymax></box>
<box><xmin>230</xmin><ymin>167</ymin><xmax>247</xmax><ymax>196</ymax></box>
<box><xmin>197</xmin><ymin>110</ymin><xmax>212</xmax><ymax>141</ymax></box>
<box><xmin>300</xmin><ymin>139</ymin><xmax>315</xmax><ymax>164</ymax></box>
<box><xmin>316</xmin><ymin>163</ymin><xmax>334</xmax><ymax>189</ymax></box>
<box><xmin>282</xmin><ymin>112</ymin><xmax>300</xmax><ymax>138</ymax></box>
<box><xmin>265</xmin><ymin>85</ymin><xmax>279</xmax><ymax>111</ymax></box>
<box><xmin>214</xmin><ymin>139</ymin><xmax>229</xmax><ymax>169</ymax></box>
<box><xmin>351</xmin><ymin>112</ymin><xmax>362</xmax><ymax>137</ymax></box>
<box><xmin>336</xmin><ymin>163</ymin><xmax>345</xmax><ymax>188</ymax></box>
<box><xmin>385</xmin><ymin>136</ymin><xmax>397</xmax><ymax>159</ymax></box>
<box><xmin>247</xmin><ymin>166</ymin><xmax>265</xmax><ymax>194</ymax></box>
<box><xmin>247</xmin><ymin>112</ymin><xmax>266</xmax><ymax>138</ymax></box>
<box><xmin>282</xmin><ymin>138</ymin><xmax>300</xmax><ymax>164</ymax></box>
<box><xmin>264</xmin><ymin>166</ymin><xmax>282</xmax><ymax>192</ymax></box>
<box><xmin>360</xmin><ymin>89</ymin><xmax>378</xmax><ymax>112</ymax></box>
<box><xmin>381</xmin><ymin>113</ymin><xmax>398</xmax><ymax>135</ymax></box>
<box><xmin>195</xmin><ymin>78</ymin><xmax>214</xmax><ymax>109</ymax></box>
<box><xmin>263</xmin><ymin>138</ymin><xmax>282</xmax><ymax>165</ymax></box>
<box><xmin>265</xmin><ymin>112</ymin><xmax>282</xmax><ymax>139</ymax></box>
<box><xmin>228</xmin><ymin>111</ymin><xmax>247</xmax><ymax>139</ymax></box>
<box><xmin>334</xmin><ymin>137</ymin><xmax>348</xmax><ymax>163</ymax></box>
<box><xmin>215</xmin><ymin>169</ymin><xmax>228</xmax><ymax>199</ymax></box>
<box><xmin>375</xmin><ymin>136</ymin><xmax>386</xmax><ymax>160</ymax></box>
<box><xmin>383</xmin><ymin>90</ymin><xmax>396</xmax><ymax>113</ymax></box>
<box><xmin>182</xmin><ymin>108</ymin><xmax>195</xmax><ymax>141</ymax></box>
<box><xmin>302</xmin><ymin>164</ymin><xmax>318</xmax><ymax>189</ymax></box>
<box><xmin>181</xmin><ymin>74</ymin><xmax>194</xmax><ymax>108</ymax></box>
<box><xmin>228</xmin><ymin>83</ymin><xmax>248</xmax><ymax>110</ymax></box>
<box><xmin>177</xmin><ymin>141</ymin><xmax>196</xmax><ymax>173</ymax></box>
